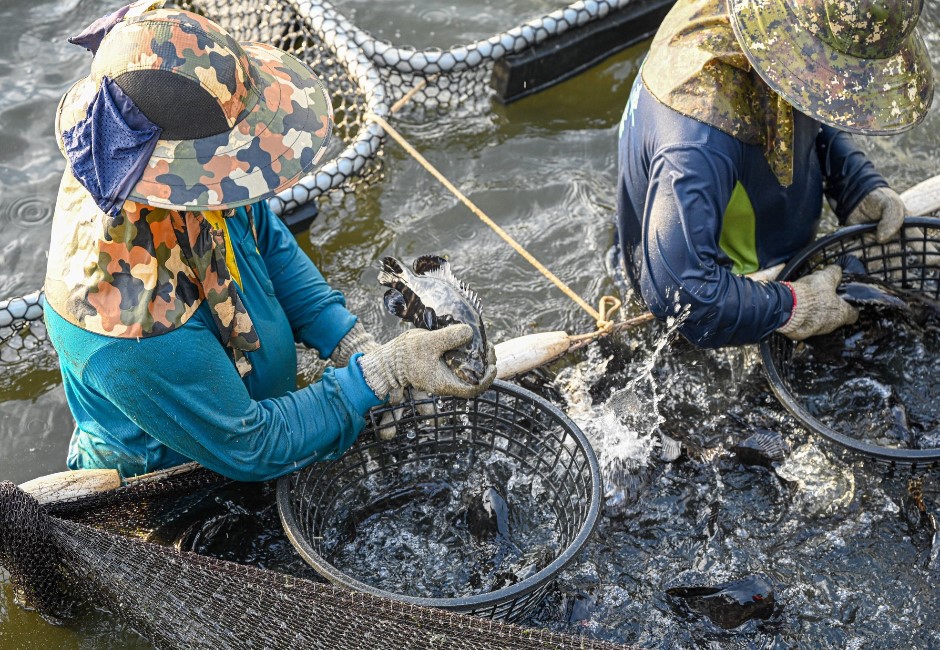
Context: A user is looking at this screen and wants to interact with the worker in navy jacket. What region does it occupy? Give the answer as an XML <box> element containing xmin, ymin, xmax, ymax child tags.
<box><xmin>617</xmin><ymin>0</ymin><xmax>934</xmax><ymax>347</ymax></box>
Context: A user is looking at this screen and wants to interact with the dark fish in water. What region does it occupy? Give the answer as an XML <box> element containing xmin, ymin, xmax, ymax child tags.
<box><xmin>465</xmin><ymin>486</ymin><xmax>512</xmax><ymax>542</ymax></box>
<box><xmin>835</xmin><ymin>254</ymin><xmax>940</xmax><ymax>326</ymax></box>
<box><xmin>567</xmin><ymin>591</ymin><xmax>596</xmax><ymax>624</ymax></box>
<box><xmin>666</xmin><ymin>574</ymin><xmax>777</xmax><ymax>629</ymax></box>
<box><xmin>344</xmin><ymin>480</ymin><xmax>452</xmax><ymax>541</ymax></box>
<box><xmin>378</xmin><ymin>255</ymin><xmax>487</xmax><ymax>385</ymax></box>
<box><xmin>464</xmin><ymin>485</ymin><xmax>532</xmax><ymax>591</ymax></box>
<box><xmin>733</xmin><ymin>429</ymin><xmax>790</xmax><ymax>467</ymax></box>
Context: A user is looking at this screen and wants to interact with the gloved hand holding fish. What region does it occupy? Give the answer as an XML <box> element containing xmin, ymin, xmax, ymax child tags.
<box><xmin>360</xmin><ymin>255</ymin><xmax>496</xmax><ymax>439</ymax></box>
<box><xmin>776</xmin><ymin>264</ymin><xmax>859</xmax><ymax>341</ymax></box>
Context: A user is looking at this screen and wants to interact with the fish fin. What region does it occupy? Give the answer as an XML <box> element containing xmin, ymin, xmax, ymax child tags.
<box><xmin>377</xmin><ymin>256</ymin><xmax>405</xmax><ymax>287</ymax></box>
<box><xmin>423</xmin><ymin>306</ymin><xmax>438</xmax><ymax>329</ymax></box>
<box><xmin>414</xmin><ymin>256</ymin><xmax>484</xmax><ymax>316</ymax></box>
<box><xmin>412</xmin><ymin>255</ymin><xmax>449</xmax><ymax>275</ymax></box>
<box><xmin>383</xmin><ymin>289</ymin><xmax>408</xmax><ymax>319</ymax></box>
<box><xmin>836</xmin><ymin>254</ymin><xmax>868</xmax><ymax>277</ymax></box>
<box><xmin>458</xmin><ymin>281</ymin><xmax>484</xmax><ymax>315</ymax></box>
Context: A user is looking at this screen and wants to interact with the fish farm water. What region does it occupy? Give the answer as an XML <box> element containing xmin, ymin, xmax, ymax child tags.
<box><xmin>790</xmin><ymin>309</ymin><xmax>940</xmax><ymax>450</ymax></box>
<box><xmin>5</xmin><ymin>0</ymin><xmax>940</xmax><ymax>647</ymax></box>
<box><xmin>322</xmin><ymin>444</ymin><xmax>562</xmax><ymax>598</ymax></box>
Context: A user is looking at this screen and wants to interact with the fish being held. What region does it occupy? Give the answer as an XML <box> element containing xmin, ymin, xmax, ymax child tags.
<box><xmin>378</xmin><ymin>255</ymin><xmax>488</xmax><ymax>385</ymax></box>
<box><xmin>836</xmin><ymin>254</ymin><xmax>940</xmax><ymax>326</ymax></box>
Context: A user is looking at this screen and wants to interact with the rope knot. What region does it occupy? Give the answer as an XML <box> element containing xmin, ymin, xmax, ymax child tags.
<box><xmin>595</xmin><ymin>295</ymin><xmax>621</xmax><ymax>333</ymax></box>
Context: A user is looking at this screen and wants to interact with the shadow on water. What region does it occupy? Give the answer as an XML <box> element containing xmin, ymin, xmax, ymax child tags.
<box><xmin>4</xmin><ymin>0</ymin><xmax>940</xmax><ymax>647</ymax></box>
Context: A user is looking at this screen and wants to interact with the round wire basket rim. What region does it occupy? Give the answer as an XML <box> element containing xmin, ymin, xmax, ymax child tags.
<box><xmin>276</xmin><ymin>379</ymin><xmax>603</xmax><ymax>609</ymax></box>
<box><xmin>758</xmin><ymin>216</ymin><xmax>940</xmax><ymax>464</ymax></box>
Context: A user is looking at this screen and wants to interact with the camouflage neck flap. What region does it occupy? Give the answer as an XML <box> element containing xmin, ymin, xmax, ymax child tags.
<box><xmin>45</xmin><ymin>170</ymin><xmax>260</xmax><ymax>376</ymax></box>
<box><xmin>641</xmin><ymin>0</ymin><xmax>795</xmax><ymax>187</ymax></box>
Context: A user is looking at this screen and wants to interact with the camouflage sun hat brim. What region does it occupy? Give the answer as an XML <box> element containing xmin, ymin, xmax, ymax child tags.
<box><xmin>728</xmin><ymin>0</ymin><xmax>934</xmax><ymax>135</ymax></box>
<box><xmin>56</xmin><ymin>42</ymin><xmax>333</xmax><ymax>211</ymax></box>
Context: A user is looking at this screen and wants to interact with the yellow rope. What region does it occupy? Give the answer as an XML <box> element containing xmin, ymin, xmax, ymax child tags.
<box><xmin>367</xmin><ymin>112</ymin><xmax>620</xmax><ymax>327</ymax></box>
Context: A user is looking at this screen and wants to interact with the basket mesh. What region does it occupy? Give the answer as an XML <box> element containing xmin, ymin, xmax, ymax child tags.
<box><xmin>278</xmin><ymin>381</ymin><xmax>601</xmax><ymax>622</ymax></box>
<box><xmin>760</xmin><ymin>217</ymin><xmax>940</xmax><ymax>470</ymax></box>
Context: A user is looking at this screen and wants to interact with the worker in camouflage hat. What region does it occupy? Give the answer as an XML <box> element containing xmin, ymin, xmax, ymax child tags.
<box><xmin>615</xmin><ymin>0</ymin><xmax>935</xmax><ymax>347</ymax></box>
<box><xmin>44</xmin><ymin>0</ymin><xmax>494</xmax><ymax>481</ymax></box>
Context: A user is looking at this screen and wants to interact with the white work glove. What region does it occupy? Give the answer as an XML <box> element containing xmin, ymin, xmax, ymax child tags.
<box><xmin>776</xmin><ymin>264</ymin><xmax>859</xmax><ymax>341</ymax></box>
<box><xmin>359</xmin><ymin>325</ymin><xmax>497</xmax><ymax>439</ymax></box>
<box><xmin>329</xmin><ymin>321</ymin><xmax>380</xmax><ymax>368</ymax></box>
<box><xmin>846</xmin><ymin>187</ymin><xmax>940</xmax><ymax>276</ymax></box>
<box><xmin>845</xmin><ymin>187</ymin><xmax>905</xmax><ymax>243</ymax></box>
<box><xmin>331</xmin><ymin>322</ymin><xmax>433</xmax><ymax>439</ymax></box>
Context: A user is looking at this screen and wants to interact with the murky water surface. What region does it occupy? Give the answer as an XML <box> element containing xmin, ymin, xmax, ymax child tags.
<box><xmin>323</xmin><ymin>445</ymin><xmax>562</xmax><ymax>598</ymax></box>
<box><xmin>4</xmin><ymin>0</ymin><xmax>940</xmax><ymax>647</ymax></box>
<box><xmin>790</xmin><ymin>309</ymin><xmax>940</xmax><ymax>449</ymax></box>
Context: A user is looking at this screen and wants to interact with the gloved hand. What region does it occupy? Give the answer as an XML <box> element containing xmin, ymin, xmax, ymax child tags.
<box><xmin>846</xmin><ymin>186</ymin><xmax>940</xmax><ymax>276</ymax></box>
<box><xmin>845</xmin><ymin>187</ymin><xmax>905</xmax><ymax>243</ymax></box>
<box><xmin>776</xmin><ymin>264</ymin><xmax>859</xmax><ymax>341</ymax></box>
<box><xmin>373</xmin><ymin>338</ymin><xmax>497</xmax><ymax>441</ymax></box>
<box><xmin>360</xmin><ymin>323</ymin><xmax>496</xmax><ymax>404</ymax></box>
<box><xmin>329</xmin><ymin>321</ymin><xmax>379</xmax><ymax>368</ymax></box>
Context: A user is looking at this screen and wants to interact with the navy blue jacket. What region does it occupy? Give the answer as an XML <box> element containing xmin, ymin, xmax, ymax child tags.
<box><xmin>617</xmin><ymin>76</ymin><xmax>887</xmax><ymax>347</ymax></box>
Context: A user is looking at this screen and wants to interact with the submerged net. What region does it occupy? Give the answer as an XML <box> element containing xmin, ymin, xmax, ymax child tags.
<box><xmin>0</xmin><ymin>467</ymin><xmax>629</xmax><ymax>649</ymax></box>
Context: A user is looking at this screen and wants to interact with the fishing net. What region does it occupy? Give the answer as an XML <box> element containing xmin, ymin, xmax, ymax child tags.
<box><xmin>0</xmin><ymin>464</ymin><xmax>629</xmax><ymax>649</ymax></box>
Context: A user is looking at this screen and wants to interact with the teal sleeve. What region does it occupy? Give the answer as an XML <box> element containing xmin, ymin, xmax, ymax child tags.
<box><xmin>81</xmin><ymin>323</ymin><xmax>383</xmax><ymax>482</ymax></box>
<box><xmin>253</xmin><ymin>200</ymin><xmax>357</xmax><ymax>358</ymax></box>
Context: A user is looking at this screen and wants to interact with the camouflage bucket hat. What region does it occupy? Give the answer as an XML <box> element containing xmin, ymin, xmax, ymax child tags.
<box><xmin>728</xmin><ymin>0</ymin><xmax>934</xmax><ymax>134</ymax></box>
<box><xmin>55</xmin><ymin>4</ymin><xmax>333</xmax><ymax>211</ymax></box>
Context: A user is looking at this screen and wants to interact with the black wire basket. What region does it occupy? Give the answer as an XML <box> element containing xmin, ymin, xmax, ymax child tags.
<box><xmin>760</xmin><ymin>217</ymin><xmax>940</xmax><ymax>471</ymax></box>
<box><xmin>276</xmin><ymin>380</ymin><xmax>601</xmax><ymax>622</ymax></box>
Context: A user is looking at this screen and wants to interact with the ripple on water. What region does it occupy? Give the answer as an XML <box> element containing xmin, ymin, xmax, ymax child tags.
<box><xmin>0</xmin><ymin>196</ymin><xmax>53</xmax><ymax>229</ymax></box>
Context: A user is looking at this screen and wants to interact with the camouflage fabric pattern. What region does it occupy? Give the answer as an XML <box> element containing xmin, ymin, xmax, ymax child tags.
<box><xmin>45</xmin><ymin>169</ymin><xmax>260</xmax><ymax>376</ymax></box>
<box><xmin>642</xmin><ymin>0</ymin><xmax>795</xmax><ymax>186</ymax></box>
<box><xmin>55</xmin><ymin>7</ymin><xmax>334</xmax><ymax>211</ymax></box>
<box><xmin>729</xmin><ymin>0</ymin><xmax>933</xmax><ymax>135</ymax></box>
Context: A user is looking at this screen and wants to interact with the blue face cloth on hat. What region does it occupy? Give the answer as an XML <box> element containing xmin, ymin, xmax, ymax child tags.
<box><xmin>68</xmin><ymin>4</ymin><xmax>133</xmax><ymax>54</ymax></box>
<box><xmin>62</xmin><ymin>76</ymin><xmax>162</xmax><ymax>216</ymax></box>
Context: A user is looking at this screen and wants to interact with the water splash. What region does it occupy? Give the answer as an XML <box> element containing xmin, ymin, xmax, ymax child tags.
<box><xmin>775</xmin><ymin>442</ymin><xmax>856</xmax><ymax>516</ymax></box>
<box><xmin>556</xmin><ymin>306</ymin><xmax>689</xmax><ymax>515</ymax></box>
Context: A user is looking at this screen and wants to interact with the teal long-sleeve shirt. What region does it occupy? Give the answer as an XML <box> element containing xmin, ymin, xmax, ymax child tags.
<box><xmin>45</xmin><ymin>200</ymin><xmax>384</xmax><ymax>481</ymax></box>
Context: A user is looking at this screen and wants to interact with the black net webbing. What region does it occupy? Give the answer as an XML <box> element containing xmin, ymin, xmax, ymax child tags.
<box><xmin>0</xmin><ymin>470</ymin><xmax>632</xmax><ymax>649</ymax></box>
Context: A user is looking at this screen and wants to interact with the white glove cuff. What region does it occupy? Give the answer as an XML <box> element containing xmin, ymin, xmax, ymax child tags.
<box><xmin>330</xmin><ymin>321</ymin><xmax>379</xmax><ymax>368</ymax></box>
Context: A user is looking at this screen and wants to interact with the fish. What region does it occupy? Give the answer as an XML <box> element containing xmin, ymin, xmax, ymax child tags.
<box><xmin>464</xmin><ymin>486</ymin><xmax>512</xmax><ymax>542</ymax></box>
<box><xmin>732</xmin><ymin>429</ymin><xmax>790</xmax><ymax>467</ymax></box>
<box><xmin>343</xmin><ymin>480</ymin><xmax>452</xmax><ymax>541</ymax></box>
<box><xmin>666</xmin><ymin>574</ymin><xmax>777</xmax><ymax>629</ymax></box>
<box><xmin>835</xmin><ymin>254</ymin><xmax>940</xmax><ymax>326</ymax></box>
<box><xmin>378</xmin><ymin>255</ymin><xmax>488</xmax><ymax>385</ymax></box>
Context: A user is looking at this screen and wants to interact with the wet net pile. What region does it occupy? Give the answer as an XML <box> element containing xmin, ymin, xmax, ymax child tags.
<box><xmin>0</xmin><ymin>466</ymin><xmax>627</xmax><ymax>649</ymax></box>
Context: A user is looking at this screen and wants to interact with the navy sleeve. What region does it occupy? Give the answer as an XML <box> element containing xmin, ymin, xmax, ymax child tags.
<box><xmin>251</xmin><ymin>200</ymin><xmax>357</xmax><ymax>358</ymax></box>
<box><xmin>815</xmin><ymin>125</ymin><xmax>889</xmax><ymax>222</ymax></box>
<box><xmin>639</xmin><ymin>145</ymin><xmax>793</xmax><ymax>348</ymax></box>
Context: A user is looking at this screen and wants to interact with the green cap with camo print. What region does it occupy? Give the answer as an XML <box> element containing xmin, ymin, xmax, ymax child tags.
<box><xmin>55</xmin><ymin>3</ymin><xmax>333</xmax><ymax>211</ymax></box>
<box><xmin>728</xmin><ymin>0</ymin><xmax>934</xmax><ymax>135</ymax></box>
